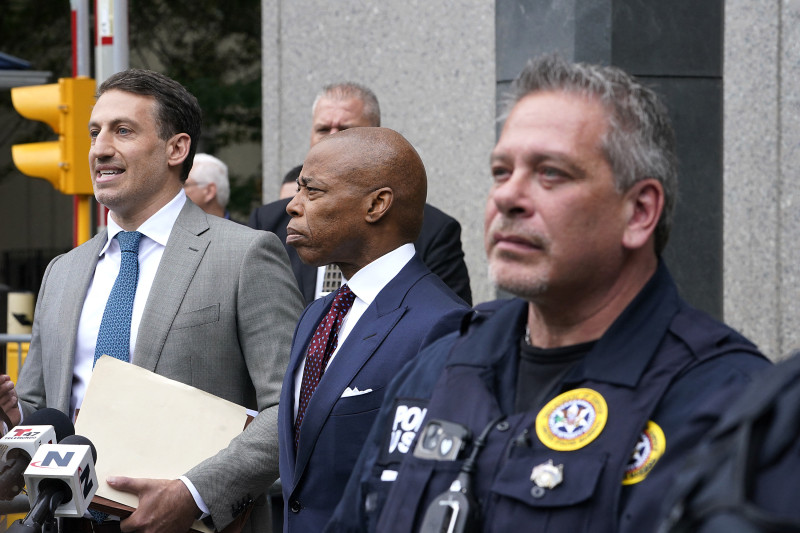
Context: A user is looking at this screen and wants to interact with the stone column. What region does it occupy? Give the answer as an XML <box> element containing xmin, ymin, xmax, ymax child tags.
<box><xmin>724</xmin><ymin>0</ymin><xmax>800</xmax><ymax>360</ymax></box>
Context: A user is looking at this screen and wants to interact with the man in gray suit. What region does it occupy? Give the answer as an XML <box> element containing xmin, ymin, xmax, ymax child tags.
<box><xmin>0</xmin><ymin>69</ymin><xmax>304</xmax><ymax>533</ymax></box>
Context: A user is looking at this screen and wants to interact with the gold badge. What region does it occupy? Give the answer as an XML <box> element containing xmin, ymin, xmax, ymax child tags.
<box><xmin>622</xmin><ymin>420</ymin><xmax>665</xmax><ymax>485</ymax></box>
<box><xmin>535</xmin><ymin>388</ymin><xmax>608</xmax><ymax>451</ymax></box>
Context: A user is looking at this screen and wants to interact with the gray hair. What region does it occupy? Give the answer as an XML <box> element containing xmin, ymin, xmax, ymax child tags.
<box><xmin>189</xmin><ymin>153</ymin><xmax>230</xmax><ymax>209</ymax></box>
<box><xmin>312</xmin><ymin>82</ymin><xmax>381</xmax><ymax>126</ymax></box>
<box><xmin>503</xmin><ymin>54</ymin><xmax>678</xmax><ymax>255</ymax></box>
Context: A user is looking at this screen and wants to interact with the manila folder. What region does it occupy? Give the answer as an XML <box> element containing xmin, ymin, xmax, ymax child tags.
<box><xmin>75</xmin><ymin>355</ymin><xmax>249</xmax><ymax>531</ymax></box>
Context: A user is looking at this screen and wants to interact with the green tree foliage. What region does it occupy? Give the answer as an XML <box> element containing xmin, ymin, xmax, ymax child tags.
<box><xmin>130</xmin><ymin>0</ymin><xmax>262</xmax><ymax>149</ymax></box>
<box><xmin>1</xmin><ymin>0</ymin><xmax>262</xmax><ymax>218</ymax></box>
<box><xmin>0</xmin><ymin>0</ymin><xmax>72</xmax><ymax>177</ymax></box>
<box><xmin>128</xmin><ymin>0</ymin><xmax>263</xmax><ymax>219</ymax></box>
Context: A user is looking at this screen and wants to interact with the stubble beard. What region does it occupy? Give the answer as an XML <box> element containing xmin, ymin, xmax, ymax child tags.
<box><xmin>487</xmin><ymin>255</ymin><xmax>549</xmax><ymax>300</ymax></box>
<box><xmin>486</xmin><ymin>217</ymin><xmax>551</xmax><ymax>300</ymax></box>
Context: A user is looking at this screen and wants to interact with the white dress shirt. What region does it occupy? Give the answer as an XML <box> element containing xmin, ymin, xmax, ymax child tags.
<box><xmin>72</xmin><ymin>191</ymin><xmax>185</xmax><ymax>418</ymax></box>
<box><xmin>293</xmin><ymin>243</ymin><xmax>416</xmax><ymax>419</ymax></box>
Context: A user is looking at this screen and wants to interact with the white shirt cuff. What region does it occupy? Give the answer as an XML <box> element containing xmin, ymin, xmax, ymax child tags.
<box><xmin>179</xmin><ymin>476</ymin><xmax>210</xmax><ymax>519</ymax></box>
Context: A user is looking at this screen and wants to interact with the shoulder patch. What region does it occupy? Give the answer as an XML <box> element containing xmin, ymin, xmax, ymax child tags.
<box><xmin>622</xmin><ymin>420</ymin><xmax>666</xmax><ymax>485</ymax></box>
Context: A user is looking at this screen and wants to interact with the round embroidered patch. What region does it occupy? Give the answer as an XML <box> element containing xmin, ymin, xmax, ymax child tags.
<box><xmin>622</xmin><ymin>420</ymin><xmax>666</xmax><ymax>485</ymax></box>
<box><xmin>535</xmin><ymin>388</ymin><xmax>608</xmax><ymax>451</ymax></box>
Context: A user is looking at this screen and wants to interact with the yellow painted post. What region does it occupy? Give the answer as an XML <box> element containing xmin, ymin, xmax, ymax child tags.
<box><xmin>75</xmin><ymin>195</ymin><xmax>92</xmax><ymax>245</ymax></box>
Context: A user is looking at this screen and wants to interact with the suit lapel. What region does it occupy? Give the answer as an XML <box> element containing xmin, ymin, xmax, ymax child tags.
<box><xmin>133</xmin><ymin>201</ymin><xmax>210</xmax><ymax>371</ymax></box>
<box><xmin>54</xmin><ymin>233</ymin><xmax>106</xmax><ymax>413</ymax></box>
<box><xmin>291</xmin><ymin>256</ymin><xmax>428</xmax><ymax>484</ymax></box>
<box><xmin>281</xmin><ymin>297</ymin><xmax>331</xmax><ymax>468</ymax></box>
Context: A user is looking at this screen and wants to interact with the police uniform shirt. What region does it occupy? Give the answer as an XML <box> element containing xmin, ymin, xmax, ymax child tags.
<box><xmin>516</xmin><ymin>339</ymin><xmax>594</xmax><ymax>413</ymax></box>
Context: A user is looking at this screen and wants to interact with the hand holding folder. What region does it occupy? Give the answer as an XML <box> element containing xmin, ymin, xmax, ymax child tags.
<box><xmin>75</xmin><ymin>356</ymin><xmax>252</xmax><ymax>533</ymax></box>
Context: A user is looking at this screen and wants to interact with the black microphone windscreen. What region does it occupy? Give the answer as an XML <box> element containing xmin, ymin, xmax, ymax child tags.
<box><xmin>24</xmin><ymin>408</ymin><xmax>74</xmax><ymax>442</ymax></box>
<box><xmin>59</xmin><ymin>435</ymin><xmax>97</xmax><ymax>464</ymax></box>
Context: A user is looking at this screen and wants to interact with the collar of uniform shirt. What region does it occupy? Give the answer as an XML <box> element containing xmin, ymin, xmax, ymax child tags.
<box><xmin>98</xmin><ymin>189</ymin><xmax>187</xmax><ymax>257</ymax></box>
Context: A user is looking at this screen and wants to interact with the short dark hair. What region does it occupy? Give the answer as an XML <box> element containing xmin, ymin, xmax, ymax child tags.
<box><xmin>504</xmin><ymin>54</ymin><xmax>678</xmax><ymax>255</ymax></box>
<box><xmin>282</xmin><ymin>164</ymin><xmax>303</xmax><ymax>185</ymax></box>
<box><xmin>98</xmin><ymin>69</ymin><xmax>202</xmax><ymax>181</ymax></box>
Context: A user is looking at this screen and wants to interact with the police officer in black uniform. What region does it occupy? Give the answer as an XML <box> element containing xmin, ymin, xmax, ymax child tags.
<box><xmin>325</xmin><ymin>54</ymin><xmax>770</xmax><ymax>533</ymax></box>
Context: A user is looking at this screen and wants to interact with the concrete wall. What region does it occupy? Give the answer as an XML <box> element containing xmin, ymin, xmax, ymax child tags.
<box><xmin>724</xmin><ymin>1</ymin><xmax>800</xmax><ymax>361</ymax></box>
<box><xmin>261</xmin><ymin>0</ymin><xmax>497</xmax><ymax>303</ymax></box>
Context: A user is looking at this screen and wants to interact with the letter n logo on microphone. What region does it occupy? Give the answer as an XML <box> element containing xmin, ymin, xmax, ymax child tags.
<box><xmin>40</xmin><ymin>451</ymin><xmax>74</xmax><ymax>467</ymax></box>
<box><xmin>79</xmin><ymin>464</ymin><xmax>94</xmax><ymax>498</ymax></box>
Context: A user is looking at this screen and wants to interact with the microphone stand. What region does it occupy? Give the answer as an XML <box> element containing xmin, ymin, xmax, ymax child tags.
<box><xmin>6</xmin><ymin>487</ymin><xmax>69</xmax><ymax>533</ymax></box>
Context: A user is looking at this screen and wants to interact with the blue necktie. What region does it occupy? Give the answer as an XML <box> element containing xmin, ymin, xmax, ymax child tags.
<box><xmin>93</xmin><ymin>231</ymin><xmax>142</xmax><ymax>367</ymax></box>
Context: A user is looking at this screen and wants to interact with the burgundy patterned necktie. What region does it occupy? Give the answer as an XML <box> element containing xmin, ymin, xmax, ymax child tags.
<box><xmin>294</xmin><ymin>284</ymin><xmax>356</xmax><ymax>450</ymax></box>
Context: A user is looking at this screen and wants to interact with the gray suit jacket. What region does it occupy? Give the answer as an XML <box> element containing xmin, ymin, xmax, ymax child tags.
<box><xmin>16</xmin><ymin>200</ymin><xmax>305</xmax><ymax>532</ymax></box>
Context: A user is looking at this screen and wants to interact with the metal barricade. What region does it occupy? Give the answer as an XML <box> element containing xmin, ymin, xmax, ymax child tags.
<box><xmin>0</xmin><ymin>334</ymin><xmax>32</xmax><ymax>380</ymax></box>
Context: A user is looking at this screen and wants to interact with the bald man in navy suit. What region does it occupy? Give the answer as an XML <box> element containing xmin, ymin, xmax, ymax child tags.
<box><xmin>249</xmin><ymin>82</ymin><xmax>472</xmax><ymax>304</ymax></box>
<box><xmin>277</xmin><ymin>127</ymin><xmax>468</xmax><ymax>531</ymax></box>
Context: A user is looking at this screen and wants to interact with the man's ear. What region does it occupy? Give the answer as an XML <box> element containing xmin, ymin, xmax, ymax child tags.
<box><xmin>167</xmin><ymin>133</ymin><xmax>191</xmax><ymax>168</ymax></box>
<box><xmin>204</xmin><ymin>182</ymin><xmax>218</xmax><ymax>203</ymax></box>
<box><xmin>622</xmin><ymin>178</ymin><xmax>664</xmax><ymax>250</ymax></box>
<box><xmin>365</xmin><ymin>187</ymin><xmax>393</xmax><ymax>223</ymax></box>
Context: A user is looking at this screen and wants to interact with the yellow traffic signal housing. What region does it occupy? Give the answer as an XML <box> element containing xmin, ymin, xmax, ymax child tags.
<box><xmin>11</xmin><ymin>77</ymin><xmax>96</xmax><ymax>195</ymax></box>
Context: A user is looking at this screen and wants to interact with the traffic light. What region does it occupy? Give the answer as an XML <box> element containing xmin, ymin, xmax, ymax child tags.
<box><xmin>11</xmin><ymin>76</ymin><xmax>96</xmax><ymax>195</ymax></box>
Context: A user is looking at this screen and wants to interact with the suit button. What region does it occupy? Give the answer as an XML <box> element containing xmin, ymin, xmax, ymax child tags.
<box><xmin>290</xmin><ymin>500</ymin><xmax>301</xmax><ymax>513</ymax></box>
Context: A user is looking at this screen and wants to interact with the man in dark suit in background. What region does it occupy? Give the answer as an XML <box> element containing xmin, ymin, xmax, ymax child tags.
<box><xmin>277</xmin><ymin>127</ymin><xmax>467</xmax><ymax>531</ymax></box>
<box><xmin>249</xmin><ymin>82</ymin><xmax>472</xmax><ymax>304</ymax></box>
<box><xmin>279</xmin><ymin>165</ymin><xmax>303</xmax><ymax>200</ymax></box>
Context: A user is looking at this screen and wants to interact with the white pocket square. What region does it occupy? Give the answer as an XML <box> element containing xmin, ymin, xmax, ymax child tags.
<box><xmin>341</xmin><ymin>386</ymin><xmax>373</xmax><ymax>397</ymax></box>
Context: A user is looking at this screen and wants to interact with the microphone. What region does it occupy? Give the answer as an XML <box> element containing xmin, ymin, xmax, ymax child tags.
<box><xmin>5</xmin><ymin>435</ymin><xmax>98</xmax><ymax>533</ymax></box>
<box><xmin>22</xmin><ymin>434</ymin><xmax>99</xmax><ymax>519</ymax></box>
<box><xmin>0</xmin><ymin>408</ymin><xmax>75</xmax><ymax>500</ymax></box>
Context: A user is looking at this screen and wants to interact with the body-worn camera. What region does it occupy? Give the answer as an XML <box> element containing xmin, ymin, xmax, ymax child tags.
<box><xmin>413</xmin><ymin>419</ymin><xmax>471</xmax><ymax>462</ymax></box>
<box><xmin>417</xmin><ymin>416</ymin><xmax>505</xmax><ymax>533</ymax></box>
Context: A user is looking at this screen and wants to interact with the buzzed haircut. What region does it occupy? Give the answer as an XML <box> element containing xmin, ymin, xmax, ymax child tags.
<box><xmin>312</xmin><ymin>82</ymin><xmax>381</xmax><ymax>127</ymax></box>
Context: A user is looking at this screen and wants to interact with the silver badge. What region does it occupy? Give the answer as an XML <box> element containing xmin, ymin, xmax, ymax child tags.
<box><xmin>530</xmin><ymin>459</ymin><xmax>564</xmax><ymax>489</ymax></box>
